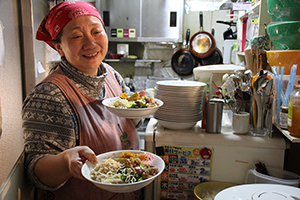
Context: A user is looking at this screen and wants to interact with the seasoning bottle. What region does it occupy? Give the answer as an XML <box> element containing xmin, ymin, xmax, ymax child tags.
<box><xmin>288</xmin><ymin>85</ymin><xmax>300</xmax><ymax>137</ymax></box>
<box><xmin>280</xmin><ymin>105</ymin><xmax>288</xmax><ymax>129</ymax></box>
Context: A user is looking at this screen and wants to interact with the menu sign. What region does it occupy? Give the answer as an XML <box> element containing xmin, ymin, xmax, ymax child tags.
<box><xmin>158</xmin><ymin>145</ymin><xmax>213</xmax><ymax>200</ymax></box>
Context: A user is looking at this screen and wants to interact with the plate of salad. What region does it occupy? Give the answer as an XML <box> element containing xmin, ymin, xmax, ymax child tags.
<box><xmin>102</xmin><ymin>90</ymin><xmax>163</xmax><ymax>119</ymax></box>
<box><xmin>81</xmin><ymin>150</ymin><xmax>165</xmax><ymax>193</ymax></box>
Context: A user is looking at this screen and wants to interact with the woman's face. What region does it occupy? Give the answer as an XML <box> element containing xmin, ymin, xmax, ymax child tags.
<box><xmin>53</xmin><ymin>15</ymin><xmax>108</xmax><ymax>76</ymax></box>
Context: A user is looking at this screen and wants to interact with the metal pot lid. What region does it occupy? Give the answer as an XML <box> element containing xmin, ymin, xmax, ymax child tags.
<box><xmin>214</xmin><ymin>184</ymin><xmax>300</xmax><ymax>200</ymax></box>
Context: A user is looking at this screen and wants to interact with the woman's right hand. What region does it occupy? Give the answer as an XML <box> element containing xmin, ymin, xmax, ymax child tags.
<box><xmin>64</xmin><ymin>146</ymin><xmax>98</xmax><ymax>180</ymax></box>
<box><xmin>34</xmin><ymin>145</ymin><xmax>98</xmax><ymax>188</ymax></box>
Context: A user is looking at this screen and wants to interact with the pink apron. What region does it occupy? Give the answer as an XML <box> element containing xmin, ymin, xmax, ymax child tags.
<box><xmin>36</xmin><ymin>65</ymin><xmax>141</xmax><ymax>200</ymax></box>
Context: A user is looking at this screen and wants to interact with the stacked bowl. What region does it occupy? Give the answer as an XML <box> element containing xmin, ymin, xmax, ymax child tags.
<box><xmin>267</xmin><ymin>0</ymin><xmax>300</xmax><ymax>50</ymax></box>
<box><xmin>154</xmin><ymin>80</ymin><xmax>206</xmax><ymax>130</ymax></box>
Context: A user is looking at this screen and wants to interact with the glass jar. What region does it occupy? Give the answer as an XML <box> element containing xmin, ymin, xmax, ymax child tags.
<box><xmin>288</xmin><ymin>85</ymin><xmax>300</xmax><ymax>137</ymax></box>
<box><xmin>280</xmin><ymin>105</ymin><xmax>288</xmax><ymax>129</ymax></box>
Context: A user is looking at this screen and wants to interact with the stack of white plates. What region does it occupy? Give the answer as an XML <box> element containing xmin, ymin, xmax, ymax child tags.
<box><xmin>154</xmin><ymin>80</ymin><xmax>206</xmax><ymax>130</ymax></box>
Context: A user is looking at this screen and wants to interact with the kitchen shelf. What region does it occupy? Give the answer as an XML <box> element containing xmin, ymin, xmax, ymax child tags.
<box><xmin>235</xmin><ymin>0</ymin><xmax>271</xmax><ymax>64</ymax></box>
<box><xmin>105</xmin><ymin>59</ymin><xmax>161</xmax><ymax>63</ymax></box>
<box><xmin>274</xmin><ymin>124</ymin><xmax>300</xmax><ymax>143</ymax></box>
<box><xmin>239</xmin><ymin>1</ymin><xmax>261</xmax><ymax>19</ymax></box>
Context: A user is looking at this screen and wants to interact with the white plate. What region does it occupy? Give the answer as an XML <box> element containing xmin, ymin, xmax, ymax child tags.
<box><xmin>154</xmin><ymin>94</ymin><xmax>203</xmax><ymax>103</ymax></box>
<box><xmin>82</xmin><ymin>150</ymin><xmax>165</xmax><ymax>193</ymax></box>
<box><xmin>102</xmin><ymin>97</ymin><xmax>163</xmax><ymax>119</ymax></box>
<box><xmin>157</xmin><ymin>108</ymin><xmax>202</xmax><ymax>115</ymax></box>
<box><xmin>154</xmin><ymin>113</ymin><xmax>202</xmax><ymax>122</ymax></box>
<box><xmin>156</xmin><ymin>80</ymin><xmax>206</xmax><ymax>88</ymax></box>
<box><xmin>214</xmin><ymin>184</ymin><xmax>300</xmax><ymax>200</ymax></box>
<box><xmin>156</xmin><ymin>119</ymin><xmax>197</xmax><ymax>130</ymax></box>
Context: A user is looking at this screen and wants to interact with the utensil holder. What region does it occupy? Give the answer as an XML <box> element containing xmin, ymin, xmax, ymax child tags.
<box><xmin>249</xmin><ymin>94</ymin><xmax>273</xmax><ymax>137</ymax></box>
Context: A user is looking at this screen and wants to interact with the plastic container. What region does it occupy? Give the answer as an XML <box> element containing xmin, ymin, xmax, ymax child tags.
<box><xmin>221</xmin><ymin>104</ymin><xmax>233</xmax><ymax>132</ymax></box>
<box><xmin>288</xmin><ymin>85</ymin><xmax>300</xmax><ymax>137</ymax></box>
<box><xmin>245</xmin><ymin>167</ymin><xmax>300</xmax><ymax>187</ymax></box>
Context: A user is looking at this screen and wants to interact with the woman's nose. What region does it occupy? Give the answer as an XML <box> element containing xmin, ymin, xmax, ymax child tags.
<box><xmin>83</xmin><ymin>34</ymin><xmax>96</xmax><ymax>49</ymax></box>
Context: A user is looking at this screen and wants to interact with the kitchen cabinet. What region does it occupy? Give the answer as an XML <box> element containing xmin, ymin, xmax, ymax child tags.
<box><xmin>235</xmin><ymin>0</ymin><xmax>271</xmax><ymax>64</ymax></box>
<box><xmin>98</xmin><ymin>0</ymin><xmax>184</xmax><ymax>43</ymax></box>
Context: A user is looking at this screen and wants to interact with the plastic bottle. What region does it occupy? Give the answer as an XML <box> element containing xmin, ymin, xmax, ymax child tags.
<box><xmin>288</xmin><ymin>85</ymin><xmax>300</xmax><ymax>137</ymax></box>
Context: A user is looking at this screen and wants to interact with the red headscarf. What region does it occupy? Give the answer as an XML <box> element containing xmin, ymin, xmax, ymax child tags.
<box><xmin>36</xmin><ymin>1</ymin><xmax>104</xmax><ymax>49</ymax></box>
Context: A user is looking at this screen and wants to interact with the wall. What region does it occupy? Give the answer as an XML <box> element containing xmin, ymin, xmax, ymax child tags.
<box><xmin>184</xmin><ymin>10</ymin><xmax>234</xmax><ymax>51</ymax></box>
<box><xmin>0</xmin><ymin>0</ymin><xmax>24</xmax><ymax>186</ymax></box>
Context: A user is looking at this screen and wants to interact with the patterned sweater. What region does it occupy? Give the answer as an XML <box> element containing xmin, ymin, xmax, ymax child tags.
<box><xmin>22</xmin><ymin>57</ymin><xmax>125</xmax><ymax>190</ymax></box>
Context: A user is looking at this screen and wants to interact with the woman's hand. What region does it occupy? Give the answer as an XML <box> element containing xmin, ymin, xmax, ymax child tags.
<box><xmin>34</xmin><ymin>146</ymin><xmax>98</xmax><ymax>187</ymax></box>
<box><xmin>65</xmin><ymin>146</ymin><xmax>98</xmax><ymax>180</ymax></box>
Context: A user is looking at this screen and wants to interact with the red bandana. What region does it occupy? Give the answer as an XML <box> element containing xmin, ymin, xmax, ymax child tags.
<box><xmin>36</xmin><ymin>1</ymin><xmax>103</xmax><ymax>49</ymax></box>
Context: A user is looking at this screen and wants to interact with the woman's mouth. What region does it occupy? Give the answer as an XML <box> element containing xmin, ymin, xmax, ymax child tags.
<box><xmin>84</xmin><ymin>52</ymin><xmax>98</xmax><ymax>58</ymax></box>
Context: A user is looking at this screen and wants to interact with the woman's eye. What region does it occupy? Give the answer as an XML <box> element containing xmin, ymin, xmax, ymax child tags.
<box><xmin>94</xmin><ymin>29</ymin><xmax>104</xmax><ymax>35</ymax></box>
<box><xmin>73</xmin><ymin>35</ymin><xmax>82</xmax><ymax>39</ymax></box>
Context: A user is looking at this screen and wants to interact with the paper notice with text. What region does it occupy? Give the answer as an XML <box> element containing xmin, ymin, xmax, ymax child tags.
<box><xmin>158</xmin><ymin>145</ymin><xmax>213</xmax><ymax>200</ymax></box>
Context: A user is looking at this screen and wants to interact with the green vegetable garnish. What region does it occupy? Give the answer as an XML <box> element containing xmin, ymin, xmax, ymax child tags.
<box><xmin>138</xmin><ymin>177</ymin><xmax>143</xmax><ymax>182</ymax></box>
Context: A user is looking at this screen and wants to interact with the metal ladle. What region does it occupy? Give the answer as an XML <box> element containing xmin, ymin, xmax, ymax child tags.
<box><xmin>254</xmin><ymin>75</ymin><xmax>269</xmax><ymax>129</ymax></box>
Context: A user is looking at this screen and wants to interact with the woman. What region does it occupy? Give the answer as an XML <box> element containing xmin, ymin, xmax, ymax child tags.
<box><xmin>22</xmin><ymin>1</ymin><xmax>142</xmax><ymax>199</ymax></box>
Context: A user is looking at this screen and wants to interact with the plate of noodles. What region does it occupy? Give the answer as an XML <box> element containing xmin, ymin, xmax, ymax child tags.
<box><xmin>81</xmin><ymin>150</ymin><xmax>165</xmax><ymax>193</ymax></box>
<box><xmin>102</xmin><ymin>91</ymin><xmax>163</xmax><ymax>119</ymax></box>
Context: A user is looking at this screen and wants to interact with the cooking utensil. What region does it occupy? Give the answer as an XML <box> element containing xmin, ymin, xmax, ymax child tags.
<box><xmin>255</xmin><ymin>162</ymin><xmax>270</xmax><ymax>175</ymax></box>
<box><xmin>199</xmin><ymin>28</ymin><xmax>223</xmax><ymax>65</ymax></box>
<box><xmin>234</xmin><ymin>88</ymin><xmax>244</xmax><ymax>114</ymax></box>
<box><xmin>254</xmin><ymin>75</ymin><xmax>269</xmax><ymax>129</ymax></box>
<box><xmin>189</xmin><ymin>12</ymin><xmax>216</xmax><ymax>59</ymax></box>
<box><xmin>171</xmin><ymin>28</ymin><xmax>198</xmax><ymax>76</ymax></box>
<box><xmin>216</xmin><ymin>20</ymin><xmax>237</xmax><ymax>40</ymax></box>
<box><xmin>262</xmin><ymin>78</ymin><xmax>273</xmax><ymax>128</ymax></box>
<box><xmin>200</xmin><ymin>45</ymin><xmax>223</xmax><ymax>65</ymax></box>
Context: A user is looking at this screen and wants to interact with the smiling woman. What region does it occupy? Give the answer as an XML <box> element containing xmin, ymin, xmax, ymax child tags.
<box><xmin>22</xmin><ymin>1</ymin><xmax>143</xmax><ymax>200</ymax></box>
<box><xmin>52</xmin><ymin>15</ymin><xmax>108</xmax><ymax>76</ymax></box>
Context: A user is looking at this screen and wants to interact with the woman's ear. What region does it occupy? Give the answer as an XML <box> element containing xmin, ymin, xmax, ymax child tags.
<box><xmin>52</xmin><ymin>42</ymin><xmax>65</xmax><ymax>56</ymax></box>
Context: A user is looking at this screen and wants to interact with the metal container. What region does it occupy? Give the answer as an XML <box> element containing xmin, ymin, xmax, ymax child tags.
<box><xmin>205</xmin><ymin>100</ymin><xmax>223</xmax><ymax>133</ymax></box>
<box><xmin>98</xmin><ymin>0</ymin><xmax>184</xmax><ymax>42</ymax></box>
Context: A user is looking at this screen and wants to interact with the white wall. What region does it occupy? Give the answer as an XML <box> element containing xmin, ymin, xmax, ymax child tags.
<box><xmin>183</xmin><ymin>9</ymin><xmax>236</xmax><ymax>51</ymax></box>
<box><xmin>0</xmin><ymin>0</ymin><xmax>24</xmax><ymax>186</ymax></box>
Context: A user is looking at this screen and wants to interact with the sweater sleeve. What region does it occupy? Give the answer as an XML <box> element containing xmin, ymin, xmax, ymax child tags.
<box><xmin>22</xmin><ymin>82</ymin><xmax>78</xmax><ymax>191</ymax></box>
<box><xmin>109</xmin><ymin>65</ymin><xmax>126</xmax><ymax>93</ymax></box>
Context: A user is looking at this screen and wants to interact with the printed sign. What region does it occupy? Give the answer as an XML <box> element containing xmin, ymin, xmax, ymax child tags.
<box><xmin>159</xmin><ymin>145</ymin><xmax>213</xmax><ymax>200</ymax></box>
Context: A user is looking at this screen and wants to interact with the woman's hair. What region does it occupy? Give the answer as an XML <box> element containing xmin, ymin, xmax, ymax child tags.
<box><xmin>52</xmin><ymin>31</ymin><xmax>62</xmax><ymax>44</ymax></box>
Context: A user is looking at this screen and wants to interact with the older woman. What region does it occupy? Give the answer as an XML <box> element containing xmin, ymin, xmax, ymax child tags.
<box><xmin>22</xmin><ymin>1</ymin><xmax>141</xmax><ymax>199</ymax></box>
